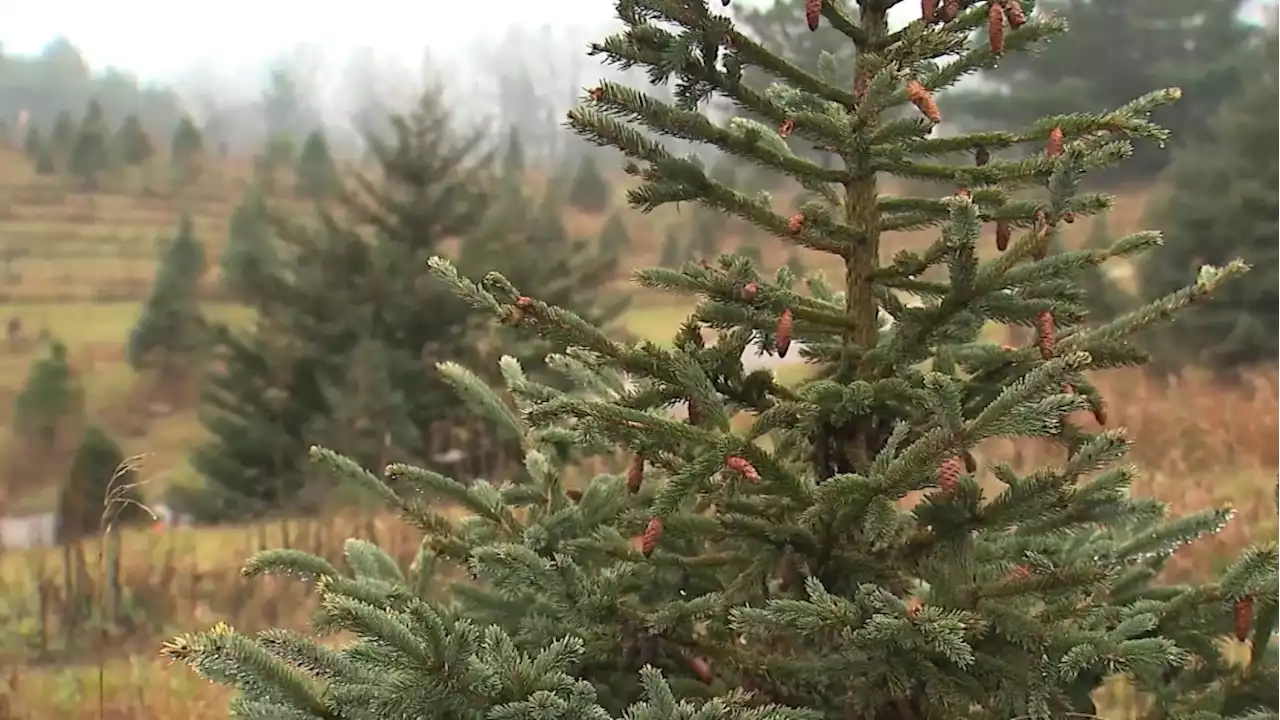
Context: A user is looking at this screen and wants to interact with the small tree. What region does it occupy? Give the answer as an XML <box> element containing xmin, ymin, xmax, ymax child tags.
<box><xmin>658</xmin><ymin>228</ymin><xmax>683</xmax><ymax>266</ymax></box>
<box><xmin>114</xmin><ymin>114</ymin><xmax>154</xmax><ymax>167</ymax></box>
<box><xmin>567</xmin><ymin>152</ymin><xmax>610</xmax><ymax>213</ymax></box>
<box><xmin>13</xmin><ymin>340</ymin><xmax>85</xmax><ymax>452</ymax></box>
<box><xmin>50</xmin><ymin>110</ymin><xmax>76</xmax><ymax>158</ymax></box>
<box><xmin>54</xmin><ymin>425</ymin><xmax>148</xmax><ymax>544</ymax></box>
<box><xmin>128</xmin><ymin>214</ymin><xmax>208</xmax><ymax>384</ymax></box>
<box><xmin>169</xmin><ymin>117</ymin><xmax>205</xmax><ymax>189</ymax></box>
<box><xmin>294</xmin><ymin>129</ymin><xmax>342</xmax><ymax>200</ymax></box>
<box><xmin>220</xmin><ymin>184</ymin><xmax>278</xmax><ymax>300</ymax></box>
<box><xmin>22</xmin><ymin>125</ymin><xmax>41</xmax><ymax>164</ymax></box>
<box><xmin>35</xmin><ymin>142</ymin><xmax>57</xmax><ymax>176</ymax></box>
<box><xmin>68</xmin><ymin>99</ymin><xmax>111</xmax><ymax>189</ymax></box>
<box><xmin>598</xmin><ymin>212</ymin><xmax>633</xmax><ymax>256</ymax></box>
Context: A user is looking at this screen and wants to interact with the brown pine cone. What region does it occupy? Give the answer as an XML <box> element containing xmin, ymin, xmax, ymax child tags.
<box><xmin>776</xmin><ymin>309</ymin><xmax>794</xmax><ymax>358</ymax></box>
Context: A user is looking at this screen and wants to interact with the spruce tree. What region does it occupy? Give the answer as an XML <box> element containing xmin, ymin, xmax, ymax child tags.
<box><xmin>13</xmin><ymin>340</ymin><xmax>85</xmax><ymax>452</ymax></box>
<box><xmin>50</xmin><ymin>110</ymin><xmax>76</xmax><ymax>159</ymax></box>
<box><xmin>35</xmin><ymin>142</ymin><xmax>57</xmax><ymax>176</ymax></box>
<box><xmin>68</xmin><ymin>98</ymin><xmax>110</xmax><ymax>189</ymax></box>
<box><xmin>22</xmin><ymin>124</ymin><xmax>41</xmax><ymax>164</ymax></box>
<box><xmin>170</xmin><ymin>116</ymin><xmax>205</xmax><ymax>188</ymax></box>
<box><xmin>220</xmin><ymin>183</ymin><xmax>278</xmax><ymax>300</ymax></box>
<box><xmin>168</xmin><ymin>3</ymin><xmax>1276</xmax><ymax>719</ymax></box>
<box><xmin>1135</xmin><ymin>31</ymin><xmax>1278</xmax><ymax>376</ymax></box>
<box><xmin>659</xmin><ymin>228</ymin><xmax>684</xmax><ymax>266</ymax></box>
<box><xmin>295</xmin><ymin>129</ymin><xmax>342</xmax><ymax>200</ymax></box>
<box><xmin>114</xmin><ymin>113</ymin><xmax>154</xmax><ymax>167</ymax></box>
<box><xmin>54</xmin><ymin>424</ymin><xmax>148</xmax><ymax>544</ymax></box>
<box><xmin>568</xmin><ymin>151</ymin><xmax>612</xmax><ymax>213</ymax></box>
<box><xmin>127</xmin><ymin>214</ymin><xmax>208</xmax><ymax>376</ymax></box>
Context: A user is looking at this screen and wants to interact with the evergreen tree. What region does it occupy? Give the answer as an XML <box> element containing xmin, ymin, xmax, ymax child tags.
<box><xmin>34</xmin><ymin>142</ymin><xmax>57</xmax><ymax>176</ymax></box>
<box><xmin>54</xmin><ymin>425</ymin><xmax>148</xmax><ymax>544</ymax></box>
<box><xmin>114</xmin><ymin>113</ymin><xmax>154</xmax><ymax>167</ymax></box>
<box><xmin>294</xmin><ymin>129</ymin><xmax>342</xmax><ymax>200</ymax></box>
<box><xmin>659</xmin><ymin>228</ymin><xmax>683</xmax><ymax>267</ymax></box>
<box><xmin>220</xmin><ymin>183</ymin><xmax>277</xmax><ymax>300</ymax></box>
<box><xmin>22</xmin><ymin>124</ymin><xmax>41</xmax><ymax>163</ymax></box>
<box><xmin>1076</xmin><ymin>211</ymin><xmax>1132</xmax><ymax>323</ymax></box>
<box><xmin>169</xmin><ymin>4</ymin><xmax>1276</xmax><ymax>719</ymax></box>
<box><xmin>599</xmin><ymin>212</ymin><xmax>633</xmax><ymax>256</ymax></box>
<box><xmin>169</xmin><ymin>116</ymin><xmax>204</xmax><ymax>188</ymax></box>
<box><xmin>50</xmin><ymin>110</ymin><xmax>76</xmax><ymax>158</ymax></box>
<box><xmin>67</xmin><ymin>98</ymin><xmax>110</xmax><ymax>189</ymax></box>
<box><xmin>13</xmin><ymin>340</ymin><xmax>84</xmax><ymax>451</ymax></box>
<box><xmin>568</xmin><ymin>152</ymin><xmax>611</xmax><ymax>214</ymax></box>
<box><xmin>950</xmin><ymin>0</ymin><xmax>1262</xmax><ymax>182</ymax></box>
<box><xmin>127</xmin><ymin>214</ymin><xmax>208</xmax><ymax>375</ymax></box>
<box><xmin>1136</xmin><ymin>31</ymin><xmax>1279</xmax><ymax>375</ymax></box>
<box><xmin>502</xmin><ymin>125</ymin><xmax>527</xmax><ymax>179</ymax></box>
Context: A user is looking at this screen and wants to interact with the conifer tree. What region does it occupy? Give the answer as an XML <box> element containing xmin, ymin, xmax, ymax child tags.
<box><xmin>170</xmin><ymin>116</ymin><xmax>205</xmax><ymax>188</ymax></box>
<box><xmin>1076</xmin><ymin>211</ymin><xmax>1131</xmax><ymax>323</ymax></box>
<box><xmin>50</xmin><ymin>110</ymin><xmax>76</xmax><ymax>159</ymax></box>
<box><xmin>220</xmin><ymin>183</ymin><xmax>278</xmax><ymax>300</ymax></box>
<box><xmin>54</xmin><ymin>424</ymin><xmax>148</xmax><ymax>544</ymax></box>
<box><xmin>599</xmin><ymin>212</ymin><xmax>634</xmax><ymax>256</ymax></box>
<box><xmin>68</xmin><ymin>98</ymin><xmax>110</xmax><ymax>189</ymax></box>
<box><xmin>568</xmin><ymin>151</ymin><xmax>611</xmax><ymax>213</ymax></box>
<box><xmin>294</xmin><ymin>129</ymin><xmax>342</xmax><ymax>200</ymax></box>
<box><xmin>35</xmin><ymin>142</ymin><xmax>57</xmax><ymax>176</ymax></box>
<box><xmin>127</xmin><ymin>214</ymin><xmax>208</xmax><ymax>378</ymax></box>
<box><xmin>169</xmin><ymin>3</ymin><xmax>1276</xmax><ymax>719</ymax></box>
<box><xmin>13</xmin><ymin>340</ymin><xmax>84</xmax><ymax>452</ymax></box>
<box><xmin>22</xmin><ymin>124</ymin><xmax>41</xmax><ymax>164</ymax></box>
<box><xmin>114</xmin><ymin>113</ymin><xmax>154</xmax><ymax>167</ymax></box>
<box><xmin>659</xmin><ymin>228</ymin><xmax>684</xmax><ymax>267</ymax></box>
<box><xmin>1136</xmin><ymin>31</ymin><xmax>1278</xmax><ymax>376</ymax></box>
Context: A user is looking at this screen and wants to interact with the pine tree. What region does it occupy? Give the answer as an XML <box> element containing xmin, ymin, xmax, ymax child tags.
<box><xmin>294</xmin><ymin>129</ymin><xmax>342</xmax><ymax>200</ymax></box>
<box><xmin>220</xmin><ymin>183</ymin><xmax>278</xmax><ymax>300</ymax></box>
<box><xmin>68</xmin><ymin>98</ymin><xmax>110</xmax><ymax>189</ymax></box>
<box><xmin>127</xmin><ymin>214</ymin><xmax>208</xmax><ymax>376</ymax></box>
<box><xmin>22</xmin><ymin>125</ymin><xmax>41</xmax><ymax>163</ymax></box>
<box><xmin>170</xmin><ymin>116</ymin><xmax>205</xmax><ymax>188</ymax></box>
<box><xmin>568</xmin><ymin>151</ymin><xmax>611</xmax><ymax>214</ymax></box>
<box><xmin>54</xmin><ymin>425</ymin><xmax>148</xmax><ymax>544</ymax></box>
<box><xmin>50</xmin><ymin>110</ymin><xmax>76</xmax><ymax>159</ymax></box>
<box><xmin>114</xmin><ymin>113</ymin><xmax>154</xmax><ymax>167</ymax></box>
<box><xmin>659</xmin><ymin>228</ymin><xmax>683</xmax><ymax>266</ymax></box>
<box><xmin>35</xmin><ymin>142</ymin><xmax>57</xmax><ymax>176</ymax></box>
<box><xmin>13</xmin><ymin>340</ymin><xmax>85</xmax><ymax>452</ymax></box>
<box><xmin>169</xmin><ymin>3</ymin><xmax>1276</xmax><ymax>718</ymax></box>
<box><xmin>1136</xmin><ymin>31</ymin><xmax>1278</xmax><ymax>376</ymax></box>
<box><xmin>599</xmin><ymin>212</ymin><xmax>634</xmax><ymax>256</ymax></box>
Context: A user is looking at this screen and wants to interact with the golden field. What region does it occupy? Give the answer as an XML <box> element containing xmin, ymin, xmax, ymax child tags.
<box><xmin>0</xmin><ymin>146</ymin><xmax>1272</xmax><ymax>719</ymax></box>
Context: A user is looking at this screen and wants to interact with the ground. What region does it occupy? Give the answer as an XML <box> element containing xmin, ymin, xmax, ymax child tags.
<box><xmin>0</xmin><ymin>146</ymin><xmax>1273</xmax><ymax>718</ymax></box>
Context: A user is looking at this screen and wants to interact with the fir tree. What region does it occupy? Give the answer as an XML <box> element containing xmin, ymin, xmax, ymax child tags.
<box><xmin>220</xmin><ymin>183</ymin><xmax>277</xmax><ymax>300</ymax></box>
<box><xmin>659</xmin><ymin>228</ymin><xmax>683</xmax><ymax>267</ymax></box>
<box><xmin>50</xmin><ymin>110</ymin><xmax>76</xmax><ymax>158</ymax></box>
<box><xmin>568</xmin><ymin>152</ymin><xmax>611</xmax><ymax>214</ymax></box>
<box><xmin>114</xmin><ymin>113</ymin><xmax>154</xmax><ymax>167</ymax></box>
<box><xmin>54</xmin><ymin>424</ymin><xmax>148</xmax><ymax>544</ymax></box>
<box><xmin>127</xmin><ymin>214</ymin><xmax>208</xmax><ymax>376</ymax></box>
<box><xmin>599</xmin><ymin>212</ymin><xmax>634</xmax><ymax>256</ymax></box>
<box><xmin>1136</xmin><ymin>31</ymin><xmax>1278</xmax><ymax>376</ymax></box>
<box><xmin>169</xmin><ymin>3</ymin><xmax>1276</xmax><ymax>719</ymax></box>
<box><xmin>35</xmin><ymin>142</ymin><xmax>57</xmax><ymax>176</ymax></box>
<box><xmin>170</xmin><ymin>116</ymin><xmax>204</xmax><ymax>188</ymax></box>
<box><xmin>294</xmin><ymin>129</ymin><xmax>342</xmax><ymax>200</ymax></box>
<box><xmin>22</xmin><ymin>124</ymin><xmax>41</xmax><ymax>164</ymax></box>
<box><xmin>13</xmin><ymin>340</ymin><xmax>84</xmax><ymax>451</ymax></box>
<box><xmin>68</xmin><ymin>98</ymin><xmax>110</xmax><ymax>189</ymax></box>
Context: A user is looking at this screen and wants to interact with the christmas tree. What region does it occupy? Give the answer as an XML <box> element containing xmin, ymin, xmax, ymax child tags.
<box><xmin>166</xmin><ymin>2</ymin><xmax>1277</xmax><ymax>718</ymax></box>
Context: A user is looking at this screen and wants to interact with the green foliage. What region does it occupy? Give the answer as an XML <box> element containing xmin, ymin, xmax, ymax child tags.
<box><xmin>170</xmin><ymin>116</ymin><xmax>204</xmax><ymax>187</ymax></box>
<box><xmin>35</xmin><ymin>141</ymin><xmax>57</xmax><ymax>176</ymax></box>
<box><xmin>951</xmin><ymin>0</ymin><xmax>1262</xmax><ymax>183</ymax></box>
<box><xmin>568</xmin><ymin>152</ymin><xmax>611</xmax><ymax>214</ymax></box>
<box><xmin>127</xmin><ymin>214</ymin><xmax>207</xmax><ymax>370</ymax></box>
<box><xmin>114</xmin><ymin>113</ymin><xmax>154</xmax><ymax>167</ymax></box>
<box><xmin>599</xmin><ymin>212</ymin><xmax>633</xmax><ymax>256</ymax></box>
<box><xmin>294</xmin><ymin>129</ymin><xmax>342</xmax><ymax>200</ymax></box>
<box><xmin>220</xmin><ymin>184</ymin><xmax>278</xmax><ymax>301</ymax></box>
<box><xmin>68</xmin><ymin>98</ymin><xmax>111</xmax><ymax>189</ymax></box>
<box><xmin>171</xmin><ymin>3</ymin><xmax>1275</xmax><ymax>719</ymax></box>
<box><xmin>54</xmin><ymin>425</ymin><xmax>148</xmax><ymax>544</ymax></box>
<box><xmin>1076</xmin><ymin>211</ymin><xmax>1133</xmax><ymax>323</ymax></box>
<box><xmin>1137</xmin><ymin>33</ymin><xmax>1278</xmax><ymax>375</ymax></box>
<box><xmin>659</xmin><ymin>229</ymin><xmax>684</xmax><ymax>267</ymax></box>
<box><xmin>13</xmin><ymin>340</ymin><xmax>84</xmax><ymax>448</ymax></box>
<box><xmin>50</xmin><ymin>110</ymin><xmax>76</xmax><ymax>157</ymax></box>
<box><xmin>22</xmin><ymin>124</ymin><xmax>41</xmax><ymax>163</ymax></box>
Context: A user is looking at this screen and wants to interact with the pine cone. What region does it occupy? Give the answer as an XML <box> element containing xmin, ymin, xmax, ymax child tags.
<box><xmin>996</xmin><ymin>220</ymin><xmax>1012</xmax><ymax>251</ymax></box>
<box><xmin>854</xmin><ymin>70</ymin><xmax>871</xmax><ymax>99</ymax></box>
<box><xmin>726</xmin><ymin>455</ymin><xmax>761</xmax><ymax>482</ymax></box>
<box><xmin>1035</xmin><ymin>311</ymin><xmax>1056</xmax><ymax>358</ymax></box>
<box><xmin>1234</xmin><ymin>595</ymin><xmax>1254</xmax><ymax>641</ymax></box>
<box><xmin>688</xmin><ymin>656</ymin><xmax>714</xmax><ymax>683</ymax></box>
<box><xmin>805</xmin><ymin>0</ymin><xmax>822</xmax><ymax>30</ymax></box>
<box><xmin>589</xmin><ymin>87</ymin><xmax>604</xmax><ymax>102</ymax></box>
<box><xmin>742</xmin><ymin>281</ymin><xmax>760</xmax><ymax>301</ymax></box>
<box><xmin>938</xmin><ymin>454</ymin><xmax>964</xmax><ymax>494</ymax></box>
<box><xmin>1046</xmin><ymin>126</ymin><xmax>1064</xmax><ymax>157</ymax></box>
<box><xmin>906</xmin><ymin>596</ymin><xmax>925</xmax><ymax>618</ymax></box>
<box><xmin>516</xmin><ymin>296</ymin><xmax>534</xmax><ymax>308</ymax></box>
<box><xmin>988</xmin><ymin>2</ymin><xmax>1006</xmax><ymax>54</ymax></box>
<box><xmin>1005</xmin><ymin>564</ymin><xmax>1031</xmax><ymax>582</ymax></box>
<box><xmin>922</xmin><ymin>0</ymin><xmax>939</xmax><ymax>23</ymax></box>
<box><xmin>1004</xmin><ymin>0</ymin><xmax>1027</xmax><ymax>28</ymax></box>
<box><xmin>787</xmin><ymin>212</ymin><xmax>805</xmax><ymax>234</ymax></box>
<box><xmin>941</xmin><ymin>0</ymin><xmax>960</xmax><ymax>21</ymax></box>
<box><xmin>906</xmin><ymin>80</ymin><xmax>941</xmax><ymax>124</ymax></box>
<box><xmin>778</xmin><ymin>119</ymin><xmax>795</xmax><ymax>138</ymax></box>
<box><xmin>627</xmin><ymin>454</ymin><xmax>645</xmax><ymax>493</ymax></box>
<box><xmin>955</xmin><ymin>186</ymin><xmax>972</xmax><ymax>199</ymax></box>
<box><xmin>776</xmin><ymin>309</ymin><xmax>794</xmax><ymax>358</ymax></box>
<box><xmin>641</xmin><ymin>516</ymin><xmax>664</xmax><ymax>556</ymax></box>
